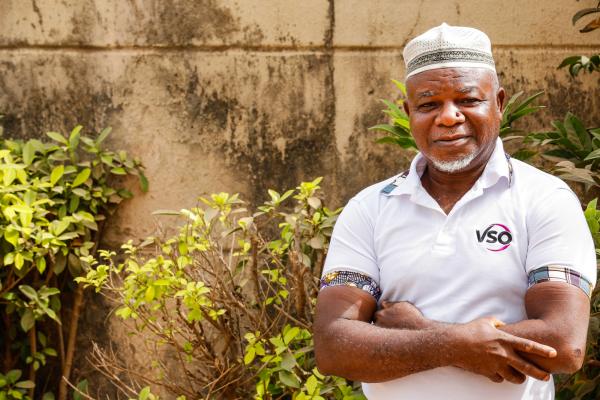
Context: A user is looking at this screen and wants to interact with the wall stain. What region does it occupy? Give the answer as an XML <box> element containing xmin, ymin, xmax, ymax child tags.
<box><xmin>144</xmin><ymin>0</ymin><xmax>243</xmax><ymax>45</ymax></box>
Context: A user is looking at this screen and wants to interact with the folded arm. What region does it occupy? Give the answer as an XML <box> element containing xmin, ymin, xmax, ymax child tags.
<box><xmin>374</xmin><ymin>281</ymin><xmax>591</xmax><ymax>375</ymax></box>
<box><xmin>314</xmin><ymin>285</ymin><xmax>556</xmax><ymax>383</ymax></box>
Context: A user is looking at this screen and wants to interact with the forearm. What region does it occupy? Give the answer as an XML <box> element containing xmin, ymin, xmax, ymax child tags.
<box><xmin>390</xmin><ymin>315</ymin><xmax>584</xmax><ymax>373</ymax></box>
<box><xmin>314</xmin><ymin>318</ymin><xmax>456</xmax><ymax>382</ymax></box>
<box><xmin>500</xmin><ymin>319</ymin><xmax>585</xmax><ymax>373</ymax></box>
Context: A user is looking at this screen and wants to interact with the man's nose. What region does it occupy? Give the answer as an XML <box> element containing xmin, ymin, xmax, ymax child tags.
<box><xmin>435</xmin><ymin>102</ymin><xmax>466</xmax><ymax>126</ymax></box>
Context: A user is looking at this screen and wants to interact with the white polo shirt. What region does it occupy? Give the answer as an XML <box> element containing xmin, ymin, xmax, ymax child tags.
<box><xmin>322</xmin><ymin>138</ymin><xmax>596</xmax><ymax>400</ymax></box>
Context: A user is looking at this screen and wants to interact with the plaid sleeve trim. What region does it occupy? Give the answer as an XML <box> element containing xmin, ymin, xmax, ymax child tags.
<box><xmin>320</xmin><ymin>270</ymin><xmax>382</xmax><ymax>301</ymax></box>
<box><xmin>528</xmin><ymin>265</ymin><xmax>594</xmax><ymax>298</ymax></box>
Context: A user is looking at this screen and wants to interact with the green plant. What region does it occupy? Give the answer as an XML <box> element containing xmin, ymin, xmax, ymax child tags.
<box><xmin>78</xmin><ymin>178</ymin><xmax>363</xmax><ymax>399</ymax></box>
<box><xmin>0</xmin><ymin>125</ymin><xmax>146</xmax><ymax>400</ymax></box>
<box><xmin>554</xmin><ymin>199</ymin><xmax>600</xmax><ymax>400</ymax></box>
<box><xmin>525</xmin><ymin>112</ymin><xmax>600</xmax><ymax>190</ymax></box>
<box><xmin>368</xmin><ymin>80</ymin><xmax>417</xmax><ymax>151</ymax></box>
<box><xmin>558</xmin><ymin>2</ymin><xmax>600</xmax><ymax>77</ymax></box>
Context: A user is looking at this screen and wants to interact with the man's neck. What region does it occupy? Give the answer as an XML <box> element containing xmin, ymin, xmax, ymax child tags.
<box><xmin>421</xmin><ymin>159</ymin><xmax>488</xmax><ymax>214</ymax></box>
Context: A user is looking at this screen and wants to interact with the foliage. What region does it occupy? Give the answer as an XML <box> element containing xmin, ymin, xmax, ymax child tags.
<box><xmin>0</xmin><ymin>125</ymin><xmax>145</xmax><ymax>399</ymax></box>
<box><xmin>558</xmin><ymin>1</ymin><xmax>600</xmax><ymax>77</ymax></box>
<box><xmin>77</xmin><ymin>178</ymin><xmax>365</xmax><ymax>399</ymax></box>
<box><xmin>555</xmin><ymin>199</ymin><xmax>600</xmax><ymax>400</ymax></box>
<box><xmin>525</xmin><ymin>112</ymin><xmax>600</xmax><ymax>190</ymax></box>
<box><xmin>368</xmin><ymin>80</ymin><xmax>417</xmax><ymax>151</ymax></box>
<box><xmin>558</xmin><ymin>55</ymin><xmax>600</xmax><ymax>77</ymax></box>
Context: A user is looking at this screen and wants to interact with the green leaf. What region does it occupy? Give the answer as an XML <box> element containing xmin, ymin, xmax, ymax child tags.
<box><xmin>558</xmin><ymin>55</ymin><xmax>582</xmax><ymax>69</ymax></box>
<box><xmin>4</xmin><ymin>252</ymin><xmax>14</xmax><ymax>266</ymax></box>
<box><xmin>69</xmin><ymin>195</ymin><xmax>80</xmax><ymax>213</ymax></box>
<box><xmin>139</xmin><ymin>386</ymin><xmax>151</xmax><ymax>400</ymax></box>
<box><xmin>53</xmin><ymin>253</ymin><xmax>67</xmax><ymax>275</ymax></box>
<box><xmin>572</xmin><ymin>7</ymin><xmax>600</xmax><ymax>25</ymax></box>
<box><xmin>305</xmin><ymin>375</ymin><xmax>319</xmax><ymax>395</ymax></box>
<box><xmin>280</xmin><ymin>352</ymin><xmax>297</xmax><ymax>371</ymax></box>
<box><xmin>52</xmin><ymin>219</ymin><xmax>71</xmax><ymax>236</ymax></box>
<box><xmin>43</xmin><ymin>348</ymin><xmax>58</xmax><ymax>357</ymax></box>
<box><xmin>566</xmin><ymin>113</ymin><xmax>592</xmax><ymax>152</ymax></box>
<box><xmin>4</xmin><ymin>229</ymin><xmax>19</xmax><ymax>247</ymax></box>
<box><xmin>22</xmin><ymin>141</ymin><xmax>36</xmax><ymax>165</ymax></box>
<box><xmin>584</xmin><ymin>148</ymin><xmax>600</xmax><ymax>161</ymax></box>
<box><xmin>19</xmin><ymin>285</ymin><xmax>38</xmax><ymax>300</ymax></box>
<box><xmin>244</xmin><ymin>347</ymin><xmax>255</xmax><ymax>365</ymax></box>
<box><xmin>391</xmin><ymin>78</ymin><xmax>406</xmax><ymax>95</ymax></box>
<box><xmin>6</xmin><ymin>370</ymin><xmax>22</xmax><ymax>384</ymax></box>
<box><xmin>139</xmin><ymin>173</ymin><xmax>149</xmax><ymax>192</ymax></box>
<box><xmin>46</xmin><ymin>131</ymin><xmax>68</xmax><ymax>145</ymax></box>
<box><xmin>50</xmin><ymin>165</ymin><xmax>64</xmax><ymax>186</ymax></box>
<box><xmin>20</xmin><ymin>309</ymin><xmax>34</xmax><ymax>332</ymax></box>
<box><xmin>278</xmin><ymin>371</ymin><xmax>301</xmax><ymax>388</ymax></box>
<box><xmin>71</xmin><ymin>168</ymin><xmax>91</xmax><ymax>188</ymax></box>
<box><xmin>14</xmin><ymin>253</ymin><xmax>24</xmax><ymax>269</ymax></box>
<box><xmin>14</xmin><ymin>380</ymin><xmax>35</xmax><ymax>389</ymax></box>
<box><xmin>144</xmin><ymin>286</ymin><xmax>155</xmax><ymax>302</ymax></box>
<box><xmin>283</xmin><ymin>326</ymin><xmax>300</xmax><ymax>344</ymax></box>
<box><xmin>73</xmin><ymin>379</ymin><xmax>88</xmax><ymax>400</ymax></box>
<box><xmin>69</xmin><ymin>125</ymin><xmax>82</xmax><ymax>150</ymax></box>
<box><xmin>96</xmin><ymin>127</ymin><xmax>112</xmax><ymax>145</ymax></box>
<box><xmin>110</xmin><ymin>167</ymin><xmax>127</xmax><ymax>175</ymax></box>
<box><xmin>36</xmin><ymin>257</ymin><xmax>47</xmax><ymax>274</ymax></box>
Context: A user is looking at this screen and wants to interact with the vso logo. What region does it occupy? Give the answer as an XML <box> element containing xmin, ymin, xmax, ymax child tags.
<box><xmin>476</xmin><ymin>223</ymin><xmax>513</xmax><ymax>252</ymax></box>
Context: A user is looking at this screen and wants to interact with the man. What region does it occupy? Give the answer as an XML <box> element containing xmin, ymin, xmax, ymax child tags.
<box><xmin>313</xmin><ymin>23</ymin><xmax>597</xmax><ymax>400</ymax></box>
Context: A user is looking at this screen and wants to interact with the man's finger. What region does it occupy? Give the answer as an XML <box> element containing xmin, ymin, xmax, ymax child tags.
<box><xmin>498</xmin><ymin>366</ymin><xmax>526</xmax><ymax>384</ymax></box>
<box><xmin>488</xmin><ymin>373</ymin><xmax>504</xmax><ymax>383</ymax></box>
<box><xmin>503</xmin><ymin>334</ymin><xmax>557</xmax><ymax>358</ymax></box>
<box><xmin>507</xmin><ymin>353</ymin><xmax>551</xmax><ymax>381</ymax></box>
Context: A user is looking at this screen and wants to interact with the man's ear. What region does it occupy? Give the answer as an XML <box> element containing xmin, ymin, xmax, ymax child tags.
<box><xmin>496</xmin><ymin>87</ymin><xmax>506</xmax><ymax>114</ymax></box>
<box><xmin>403</xmin><ymin>100</ymin><xmax>410</xmax><ymax>116</ymax></box>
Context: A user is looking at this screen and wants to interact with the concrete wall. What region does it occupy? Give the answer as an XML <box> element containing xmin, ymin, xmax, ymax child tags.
<box><xmin>1</xmin><ymin>1</ymin><xmax>600</xmax><ymax>393</ymax></box>
<box><xmin>1</xmin><ymin>0</ymin><xmax>599</xmax><ymax>247</ymax></box>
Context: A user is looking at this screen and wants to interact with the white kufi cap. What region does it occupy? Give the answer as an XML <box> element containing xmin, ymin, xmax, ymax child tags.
<box><xmin>403</xmin><ymin>23</ymin><xmax>496</xmax><ymax>79</ymax></box>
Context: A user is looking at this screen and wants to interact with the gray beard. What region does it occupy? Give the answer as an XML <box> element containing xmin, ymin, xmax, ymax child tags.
<box><xmin>430</xmin><ymin>150</ymin><xmax>479</xmax><ymax>173</ymax></box>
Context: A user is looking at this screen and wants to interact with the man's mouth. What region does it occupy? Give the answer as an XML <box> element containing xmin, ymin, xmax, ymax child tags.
<box><xmin>433</xmin><ymin>135</ymin><xmax>471</xmax><ymax>145</ymax></box>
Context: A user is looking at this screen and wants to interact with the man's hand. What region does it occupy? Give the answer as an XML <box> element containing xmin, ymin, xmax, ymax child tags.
<box><xmin>451</xmin><ymin>317</ymin><xmax>555</xmax><ymax>384</ymax></box>
<box><xmin>374</xmin><ymin>301</ymin><xmax>437</xmax><ymax>330</ymax></box>
<box><xmin>374</xmin><ymin>302</ymin><xmax>554</xmax><ymax>384</ymax></box>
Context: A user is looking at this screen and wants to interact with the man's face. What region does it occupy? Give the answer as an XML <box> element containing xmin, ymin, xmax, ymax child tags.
<box><xmin>404</xmin><ymin>68</ymin><xmax>505</xmax><ymax>174</ymax></box>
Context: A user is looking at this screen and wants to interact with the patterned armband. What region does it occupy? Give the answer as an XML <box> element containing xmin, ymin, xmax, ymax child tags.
<box><xmin>528</xmin><ymin>266</ymin><xmax>594</xmax><ymax>298</ymax></box>
<box><xmin>320</xmin><ymin>270</ymin><xmax>382</xmax><ymax>301</ymax></box>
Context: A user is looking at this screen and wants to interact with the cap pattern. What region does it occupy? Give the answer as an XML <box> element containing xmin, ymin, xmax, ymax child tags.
<box><xmin>403</xmin><ymin>23</ymin><xmax>496</xmax><ymax>78</ymax></box>
<box><xmin>406</xmin><ymin>48</ymin><xmax>495</xmax><ymax>77</ymax></box>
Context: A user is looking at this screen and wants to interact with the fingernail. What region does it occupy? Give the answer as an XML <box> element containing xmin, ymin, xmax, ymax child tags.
<box><xmin>544</xmin><ymin>375</ymin><xmax>550</xmax><ymax>381</ymax></box>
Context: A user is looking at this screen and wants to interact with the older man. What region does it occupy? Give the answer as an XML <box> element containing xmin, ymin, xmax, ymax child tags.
<box><xmin>313</xmin><ymin>23</ymin><xmax>596</xmax><ymax>400</ymax></box>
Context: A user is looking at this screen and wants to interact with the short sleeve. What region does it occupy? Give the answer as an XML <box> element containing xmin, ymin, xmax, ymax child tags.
<box><xmin>525</xmin><ymin>187</ymin><xmax>597</xmax><ymax>287</ymax></box>
<box><xmin>322</xmin><ymin>198</ymin><xmax>379</xmax><ymax>285</ymax></box>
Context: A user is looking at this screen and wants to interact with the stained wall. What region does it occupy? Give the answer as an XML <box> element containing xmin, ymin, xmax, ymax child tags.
<box><xmin>1</xmin><ymin>0</ymin><xmax>599</xmax><ymax>393</ymax></box>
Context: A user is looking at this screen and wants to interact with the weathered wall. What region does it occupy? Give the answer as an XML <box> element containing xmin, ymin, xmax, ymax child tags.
<box><xmin>1</xmin><ymin>0</ymin><xmax>599</xmax><ymax>245</ymax></box>
<box><xmin>1</xmin><ymin>0</ymin><xmax>599</xmax><ymax>394</ymax></box>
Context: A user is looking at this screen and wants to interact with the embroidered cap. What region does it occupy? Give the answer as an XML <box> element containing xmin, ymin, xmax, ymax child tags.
<box><xmin>403</xmin><ymin>23</ymin><xmax>496</xmax><ymax>79</ymax></box>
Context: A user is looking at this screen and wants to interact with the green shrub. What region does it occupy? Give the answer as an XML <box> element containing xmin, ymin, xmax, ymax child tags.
<box><xmin>78</xmin><ymin>178</ymin><xmax>365</xmax><ymax>399</ymax></box>
<box><xmin>0</xmin><ymin>125</ymin><xmax>145</xmax><ymax>400</ymax></box>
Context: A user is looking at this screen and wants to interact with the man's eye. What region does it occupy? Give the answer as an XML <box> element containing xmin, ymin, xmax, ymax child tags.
<box><xmin>418</xmin><ymin>103</ymin><xmax>436</xmax><ymax>110</ymax></box>
<box><xmin>460</xmin><ymin>98</ymin><xmax>481</xmax><ymax>104</ymax></box>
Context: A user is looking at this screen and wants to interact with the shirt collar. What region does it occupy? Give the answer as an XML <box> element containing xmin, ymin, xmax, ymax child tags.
<box><xmin>387</xmin><ymin>137</ymin><xmax>510</xmax><ymax>197</ymax></box>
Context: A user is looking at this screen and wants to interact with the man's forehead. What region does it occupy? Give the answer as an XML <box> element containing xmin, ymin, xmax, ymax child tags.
<box><xmin>415</xmin><ymin>85</ymin><xmax>481</xmax><ymax>98</ymax></box>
